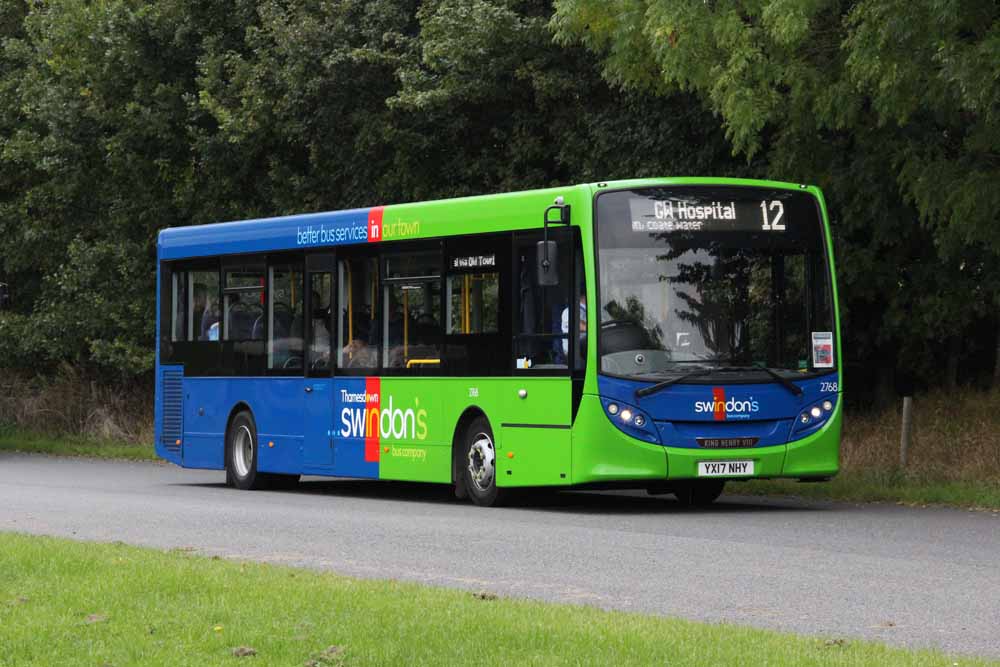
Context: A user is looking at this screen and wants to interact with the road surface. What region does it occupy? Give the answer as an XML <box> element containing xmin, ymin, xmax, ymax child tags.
<box><xmin>1</xmin><ymin>452</ymin><xmax>998</xmax><ymax>657</ymax></box>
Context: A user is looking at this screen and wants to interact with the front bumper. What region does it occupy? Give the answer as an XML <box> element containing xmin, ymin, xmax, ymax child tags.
<box><xmin>570</xmin><ymin>395</ymin><xmax>841</xmax><ymax>485</ymax></box>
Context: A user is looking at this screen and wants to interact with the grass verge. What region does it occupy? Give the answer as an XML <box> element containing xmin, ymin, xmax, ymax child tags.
<box><xmin>0</xmin><ymin>426</ymin><xmax>155</xmax><ymax>461</ymax></box>
<box><xmin>736</xmin><ymin>472</ymin><xmax>1000</xmax><ymax>510</ymax></box>
<box><xmin>1</xmin><ymin>532</ymin><xmax>995</xmax><ymax>667</ymax></box>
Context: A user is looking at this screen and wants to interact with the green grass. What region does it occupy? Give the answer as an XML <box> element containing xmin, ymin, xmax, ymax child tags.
<box><xmin>0</xmin><ymin>426</ymin><xmax>155</xmax><ymax>461</ymax></box>
<box><xmin>735</xmin><ymin>472</ymin><xmax>1000</xmax><ymax>510</ymax></box>
<box><xmin>0</xmin><ymin>533</ymin><xmax>994</xmax><ymax>667</ymax></box>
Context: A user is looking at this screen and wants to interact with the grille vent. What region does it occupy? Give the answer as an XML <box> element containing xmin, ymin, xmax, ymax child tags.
<box><xmin>160</xmin><ymin>369</ymin><xmax>183</xmax><ymax>451</ymax></box>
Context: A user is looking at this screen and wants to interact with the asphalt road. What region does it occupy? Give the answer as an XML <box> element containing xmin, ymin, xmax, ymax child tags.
<box><xmin>1</xmin><ymin>452</ymin><xmax>998</xmax><ymax>658</ymax></box>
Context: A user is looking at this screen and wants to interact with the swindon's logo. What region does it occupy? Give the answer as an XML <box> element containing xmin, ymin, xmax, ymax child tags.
<box><xmin>693</xmin><ymin>387</ymin><xmax>760</xmax><ymax>421</ymax></box>
<box><xmin>338</xmin><ymin>378</ymin><xmax>428</xmax><ymax>462</ymax></box>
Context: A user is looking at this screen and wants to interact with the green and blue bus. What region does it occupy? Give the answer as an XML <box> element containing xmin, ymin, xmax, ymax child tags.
<box><xmin>155</xmin><ymin>178</ymin><xmax>841</xmax><ymax>506</ymax></box>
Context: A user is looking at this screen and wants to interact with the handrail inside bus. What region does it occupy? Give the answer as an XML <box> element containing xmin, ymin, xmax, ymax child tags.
<box><xmin>406</xmin><ymin>359</ymin><xmax>440</xmax><ymax>368</ymax></box>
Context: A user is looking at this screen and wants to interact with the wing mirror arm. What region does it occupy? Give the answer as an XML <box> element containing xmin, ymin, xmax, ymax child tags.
<box><xmin>537</xmin><ymin>197</ymin><xmax>571</xmax><ymax>287</ymax></box>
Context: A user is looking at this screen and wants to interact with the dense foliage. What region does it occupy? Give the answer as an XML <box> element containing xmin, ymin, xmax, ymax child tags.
<box><xmin>0</xmin><ymin>0</ymin><xmax>997</xmax><ymax>398</ymax></box>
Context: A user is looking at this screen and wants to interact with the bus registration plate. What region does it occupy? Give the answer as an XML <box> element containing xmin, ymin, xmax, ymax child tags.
<box><xmin>697</xmin><ymin>460</ymin><xmax>754</xmax><ymax>477</ymax></box>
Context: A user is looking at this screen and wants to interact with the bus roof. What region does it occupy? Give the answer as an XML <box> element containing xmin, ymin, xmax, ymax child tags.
<box><xmin>157</xmin><ymin>177</ymin><xmax>817</xmax><ymax>261</ymax></box>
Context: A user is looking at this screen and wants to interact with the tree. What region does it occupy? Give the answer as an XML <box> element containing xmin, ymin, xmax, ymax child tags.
<box><xmin>552</xmin><ymin>0</ymin><xmax>1000</xmax><ymax>391</ymax></box>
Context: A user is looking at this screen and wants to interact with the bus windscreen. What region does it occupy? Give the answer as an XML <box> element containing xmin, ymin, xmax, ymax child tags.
<box><xmin>595</xmin><ymin>186</ymin><xmax>835</xmax><ymax>381</ymax></box>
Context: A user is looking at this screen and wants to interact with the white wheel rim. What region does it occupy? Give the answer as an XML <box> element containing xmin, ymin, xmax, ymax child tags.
<box><xmin>467</xmin><ymin>432</ymin><xmax>495</xmax><ymax>492</ymax></box>
<box><xmin>233</xmin><ymin>424</ymin><xmax>253</xmax><ymax>478</ymax></box>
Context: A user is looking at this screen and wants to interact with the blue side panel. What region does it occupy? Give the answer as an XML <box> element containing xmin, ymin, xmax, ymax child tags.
<box><xmin>331</xmin><ymin>378</ymin><xmax>379</xmax><ymax>479</ymax></box>
<box><xmin>182</xmin><ymin>378</ymin><xmax>228</xmax><ymax>469</ymax></box>
<box><xmin>159</xmin><ymin>208</ymin><xmax>370</xmax><ymax>260</ymax></box>
<box><xmin>598</xmin><ymin>372</ymin><xmax>840</xmax><ymax>448</ymax></box>
<box><xmin>254</xmin><ymin>378</ymin><xmax>306</xmax><ymax>474</ymax></box>
<box><xmin>181</xmin><ymin>377</ymin><xmax>306</xmax><ymax>472</ymax></box>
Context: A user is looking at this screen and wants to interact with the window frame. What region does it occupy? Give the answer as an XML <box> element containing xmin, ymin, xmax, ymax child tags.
<box><xmin>221</xmin><ymin>257</ymin><xmax>267</xmax><ymax>344</ymax></box>
<box><xmin>160</xmin><ymin>258</ymin><xmax>224</xmax><ymax>374</ymax></box>
<box><xmin>266</xmin><ymin>252</ymin><xmax>305</xmax><ymax>377</ymax></box>
<box><xmin>440</xmin><ymin>233</ymin><xmax>511</xmax><ymax>377</ymax></box>
<box><xmin>511</xmin><ymin>228</ymin><xmax>576</xmax><ymax>377</ymax></box>
<box><xmin>333</xmin><ymin>246</ymin><xmax>382</xmax><ymax>377</ymax></box>
<box><xmin>378</xmin><ymin>241</ymin><xmax>445</xmax><ymax>377</ymax></box>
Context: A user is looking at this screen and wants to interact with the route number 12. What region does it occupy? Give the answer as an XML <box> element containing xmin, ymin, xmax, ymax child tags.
<box><xmin>760</xmin><ymin>200</ymin><xmax>785</xmax><ymax>231</ymax></box>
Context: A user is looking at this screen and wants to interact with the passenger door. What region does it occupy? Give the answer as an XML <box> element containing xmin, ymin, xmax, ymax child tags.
<box><xmin>303</xmin><ymin>254</ymin><xmax>336</xmax><ymax>469</ymax></box>
<box><xmin>500</xmin><ymin>230</ymin><xmax>577</xmax><ymax>486</ymax></box>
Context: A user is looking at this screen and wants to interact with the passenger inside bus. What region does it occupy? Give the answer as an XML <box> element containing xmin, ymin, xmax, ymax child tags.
<box><xmin>200</xmin><ymin>293</ymin><xmax>220</xmax><ymax>341</ymax></box>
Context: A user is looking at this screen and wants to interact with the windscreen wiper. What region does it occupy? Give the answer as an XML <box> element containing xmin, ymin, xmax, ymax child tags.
<box><xmin>722</xmin><ymin>365</ymin><xmax>804</xmax><ymax>397</ymax></box>
<box><xmin>633</xmin><ymin>365</ymin><xmax>803</xmax><ymax>400</ymax></box>
<box><xmin>635</xmin><ymin>369</ymin><xmax>713</xmax><ymax>399</ymax></box>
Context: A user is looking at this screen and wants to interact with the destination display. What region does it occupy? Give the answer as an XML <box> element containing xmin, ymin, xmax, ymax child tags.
<box><xmin>628</xmin><ymin>195</ymin><xmax>792</xmax><ymax>234</ymax></box>
<box><xmin>450</xmin><ymin>253</ymin><xmax>496</xmax><ymax>270</ymax></box>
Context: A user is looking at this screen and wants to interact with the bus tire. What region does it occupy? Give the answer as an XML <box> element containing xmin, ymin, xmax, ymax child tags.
<box><xmin>226</xmin><ymin>410</ymin><xmax>266</xmax><ymax>491</ymax></box>
<box><xmin>673</xmin><ymin>480</ymin><xmax>725</xmax><ymax>507</ymax></box>
<box><xmin>461</xmin><ymin>416</ymin><xmax>507</xmax><ymax>507</ymax></box>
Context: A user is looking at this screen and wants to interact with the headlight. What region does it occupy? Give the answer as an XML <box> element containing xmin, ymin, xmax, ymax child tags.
<box><xmin>600</xmin><ymin>398</ymin><xmax>660</xmax><ymax>444</ymax></box>
<box><xmin>794</xmin><ymin>397</ymin><xmax>838</xmax><ymax>435</ymax></box>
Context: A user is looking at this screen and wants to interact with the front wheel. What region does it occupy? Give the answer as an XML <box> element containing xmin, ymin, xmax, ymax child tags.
<box><xmin>461</xmin><ymin>417</ymin><xmax>508</xmax><ymax>507</ymax></box>
<box><xmin>673</xmin><ymin>480</ymin><xmax>725</xmax><ymax>507</ymax></box>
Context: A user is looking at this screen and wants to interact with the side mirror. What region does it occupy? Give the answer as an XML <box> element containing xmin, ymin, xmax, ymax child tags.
<box><xmin>536</xmin><ymin>241</ymin><xmax>559</xmax><ymax>286</ymax></box>
<box><xmin>537</xmin><ymin>196</ymin><xmax>571</xmax><ymax>287</ymax></box>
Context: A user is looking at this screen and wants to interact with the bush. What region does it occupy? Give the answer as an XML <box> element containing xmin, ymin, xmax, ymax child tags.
<box><xmin>0</xmin><ymin>365</ymin><xmax>152</xmax><ymax>444</ymax></box>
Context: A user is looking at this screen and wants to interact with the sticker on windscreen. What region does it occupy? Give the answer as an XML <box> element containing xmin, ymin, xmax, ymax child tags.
<box><xmin>812</xmin><ymin>331</ymin><xmax>834</xmax><ymax>368</ymax></box>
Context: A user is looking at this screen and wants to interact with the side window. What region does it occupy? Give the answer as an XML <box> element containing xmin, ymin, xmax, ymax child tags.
<box><xmin>171</xmin><ymin>271</ymin><xmax>187</xmax><ymax>342</ymax></box>
<box><xmin>268</xmin><ymin>264</ymin><xmax>304</xmax><ymax>371</ymax></box>
<box><xmin>573</xmin><ymin>241</ymin><xmax>587</xmax><ymax>372</ymax></box>
<box><xmin>309</xmin><ymin>272</ymin><xmax>333</xmax><ymax>370</ymax></box>
<box><xmin>190</xmin><ymin>270</ymin><xmax>220</xmax><ymax>341</ymax></box>
<box><xmin>224</xmin><ymin>267</ymin><xmax>264</xmax><ymax>341</ymax></box>
<box><xmin>383</xmin><ymin>251</ymin><xmax>442</xmax><ymax>371</ymax></box>
<box><xmin>514</xmin><ymin>230</ymin><xmax>572</xmax><ymax>370</ymax></box>
<box><xmin>447</xmin><ymin>273</ymin><xmax>499</xmax><ymax>334</ymax></box>
<box><xmin>336</xmin><ymin>257</ymin><xmax>380</xmax><ymax>369</ymax></box>
<box><xmin>442</xmin><ymin>238</ymin><xmax>510</xmax><ymax>376</ymax></box>
<box><xmin>168</xmin><ymin>267</ymin><xmax>221</xmax><ymax>342</ymax></box>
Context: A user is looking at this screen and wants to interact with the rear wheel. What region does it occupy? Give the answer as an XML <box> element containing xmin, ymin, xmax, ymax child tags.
<box><xmin>227</xmin><ymin>410</ymin><xmax>263</xmax><ymax>490</ymax></box>
<box><xmin>673</xmin><ymin>480</ymin><xmax>725</xmax><ymax>507</ymax></box>
<box><xmin>225</xmin><ymin>411</ymin><xmax>299</xmax><ymax>490</ymax></box>
<box><xmin>462</xmin><ymin>417</ymin><xmax>507</xmax><ymax>507</ymax></box>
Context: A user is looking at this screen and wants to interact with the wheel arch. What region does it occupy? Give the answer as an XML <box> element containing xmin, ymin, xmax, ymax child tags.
<box><xmin>225</xmin><ymin>401</ymin><xmax>254</xmax><ymax>435</ymax></box>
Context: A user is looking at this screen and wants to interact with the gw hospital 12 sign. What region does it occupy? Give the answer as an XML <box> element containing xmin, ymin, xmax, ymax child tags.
<box><xmin>628</xmin><ymin>197</ymin><xmax>789</xmax><ymax>233</ymax></box>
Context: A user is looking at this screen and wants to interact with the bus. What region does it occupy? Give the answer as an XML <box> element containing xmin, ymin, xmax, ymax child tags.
<box><xmin>155</xmin><ymin>178</ymin><xmax>841</xmax><ymax>506</ymax></box>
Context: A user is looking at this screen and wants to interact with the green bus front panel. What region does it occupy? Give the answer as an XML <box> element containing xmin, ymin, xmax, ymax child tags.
<box><xmin>570</xmin><ymin>395</ymin><xmax>669</xmax><ymax>484</ymax></box>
